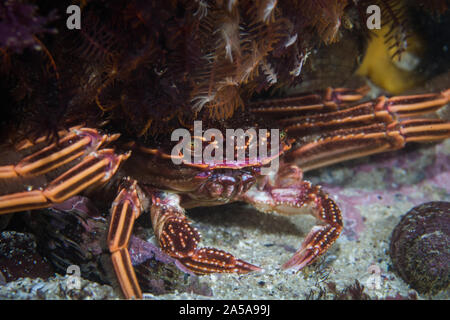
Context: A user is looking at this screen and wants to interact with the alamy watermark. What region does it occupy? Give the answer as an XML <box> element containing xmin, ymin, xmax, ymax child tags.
<box><xmin>66</xmin><ymin>5</ymin><xmax>81</xmax><ymax>30</ymax></box>
<box><xmin>366</xmin><ymin>5</ymin><xmax>381</xmax><ymax>30</ymax></box>
<box><xmin>65</xmin><ymin>4</ymin><xmax>382</xmax><ymax>32</ymax></box>
<box><xmin>171</xmin><ymin>121</ymin><xmax>280</xmax><ymax>175</ymax></box>
<box><xmin>365</xmin><ymin>264</ymin><xmax>382</xmax><ymax>290</ymax></box>
<box><xmin>65</xmin><ymin>264</ymin><xmax>81</xmax><ymax>291</ymax></box>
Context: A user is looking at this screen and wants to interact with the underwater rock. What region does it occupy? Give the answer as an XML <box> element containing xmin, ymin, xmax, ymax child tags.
<box><xmin>28</xmin><ymin>196</ymin><xmax>110</xmax><ymax>285</ymax></box>
<box><xmin>0</xmin><ymin>231</ymin><xmax>54</xmax><ymax>281</ymax></box>
<box><xmin>390</xmin><ymin>201</ymin><xmax>450</xmax><ymax>294</ymax></box>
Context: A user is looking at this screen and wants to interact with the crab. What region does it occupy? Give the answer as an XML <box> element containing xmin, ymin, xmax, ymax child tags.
<box><xmin>0</xmin><ymin>86</ymin><xmax>449</xmax><ymax>299</ymax></box>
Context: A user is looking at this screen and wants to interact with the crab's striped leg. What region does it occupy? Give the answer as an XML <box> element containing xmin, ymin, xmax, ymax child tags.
<box><xmin>241</xmin><ymin>165</ymin><xmax>343</xmax><ymax>271</ymax></box>
<box><xmin>0</xmin><ymin>127</ymin><xmax>126</xmax><ymax>215</ymax></box>
<box><xmin>265</xmin><ymin>89</ymin><xmax>450</xmax><ymax>172</ymax></box>
<box><xmin>108</xmin><ymin>179</ymin><xmax>145</xmax><ymax>299</ymax></box>
<box><xmin>279</xmin><ymin>89</ymin><xmax>450</xmax><ymax>135</ymax></box>
<box><xmin>149</xmin><ymin>190</ymin><xmax>261</xmax><ymax>275</ymax></box>
<box><xmin>249</xmin><ymin>86</ymin><xmax>370</xmax><ymax>117</ymax></box>
<box><xmin>0</xmin><ymin>127</ymin><xmax>119</xmax><ymax>179</ymax></box>
<box><xmin>287</xmin><ymin>120</ymin><xmax>450</xmax><ymax>172</ymax></box>
<box><xmin>0</xmin><ymin>148</ymin><xmax>129</xmax><ymax>214</ymax></box>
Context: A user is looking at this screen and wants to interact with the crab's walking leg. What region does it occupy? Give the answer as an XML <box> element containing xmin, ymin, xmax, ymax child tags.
<box><xmin>0</xmin><ymin>127</ymin><xmax>118</xmax><ymax>179</ymax></box>
<box><xmin>280</xmin><ymin>89</ymin><xmax>450</xmax><ymax>134</ymax></box>
<box><xmin>0</xmin><ymin>128</ymin><xmax>127</xmax><ymax>214</ymax></box>
<box><xmin>241</xmin><ymin>166</ymin><xmax>343</xmax><ymax>271</ymax></box>
<box><xmin>149</xmin><ymin>190</ymin><xmax>261</xmax><ymax>275</ymax></box>
<box><xmin>284</xmin><ymin>90</ymin><xmax>450</xmax><ymax>171</ymax></box>
<box><xmin>107</xmin><ymin>179</ymin><xmax>145</xmax><ymax>299</ymax></box>
<box><xmin>249</xmin><ymin>86</ymin><xmax>370</xmax><ymax>116</ymax></box>
<box><xmin>288</xmin><ymin>118</ymin><xmax>450</xmax><ymax>172</ymax></box>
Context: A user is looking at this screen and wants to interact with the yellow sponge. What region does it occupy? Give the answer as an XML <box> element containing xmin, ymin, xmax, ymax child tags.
<box><xmin>357</xmin><ymin>24</ymin><xmax>424</xmax><ymax>94</ymax></box>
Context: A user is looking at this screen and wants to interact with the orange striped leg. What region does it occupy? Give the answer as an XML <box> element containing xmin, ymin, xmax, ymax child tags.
<box><xmin>107</xmin><ymin>179</ymin><xmax>146</xmax><ymax>299</ymax></box>
<box><xmin>0</xmin><ymin>149</ymin><xmax>129</xmax><ymax>214</ymax></box>
<box><xmin>287</xmin><ymin>118</ymin><xmax>450</xmax><ymax>172</ymax></box>
<box><xmin>149</xmin><ymin>190</ymin><xmax>261</xmax><ymax>275</ymax></box>
<box><xmin>0</xmin><ymin>127</ymin><xmax>124</xmax><ymax>215</ymax></box>
<box><xmin>280</xmin><ymin>89</ymin><xmax>450</xmax><ymax>135</ymax></box>
<box><xmin>249</xmin><ymin>86</ymin><xmax>370</xmax><ymax>117</ymax></box>
<box><xmin>282</xmin><ymin>89</ymin><xmax>450</xmax><ymax>171</ymax></box>
<box><xmin>0</xmin><ymin>127</ymin><xmax>119</xmax><ymax>179</ymax></box>
<box><xmin>241</xmin><ymin>166</ymin><xmax>343</xmax><ymax>271</ymax></box>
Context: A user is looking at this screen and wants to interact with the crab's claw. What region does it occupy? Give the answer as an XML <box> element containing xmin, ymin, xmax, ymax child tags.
<box><xmin>280</xmin><ymin>194</ymin><xmax>342</xmax><ymax>271</ymax></box>
<box><xmin>149</xmin><ymin>190</ymin><xmax>261</xmax><ymax>275</ymax></box>
<box><xmin>241</xmin><ymin>165</ymin><xmax>343</xmax><ymax>272</ymax></box>
<box><xmin>178</xmin><ymin>247</ymin><xmax>261</xmax><ymax>275</ymax></box>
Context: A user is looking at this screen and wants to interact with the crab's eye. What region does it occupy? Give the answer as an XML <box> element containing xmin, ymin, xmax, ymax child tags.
<box><xmin>280</xmin><ymin>131</ymin><xmax>286</xmax><ymax>140</ymax></box>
